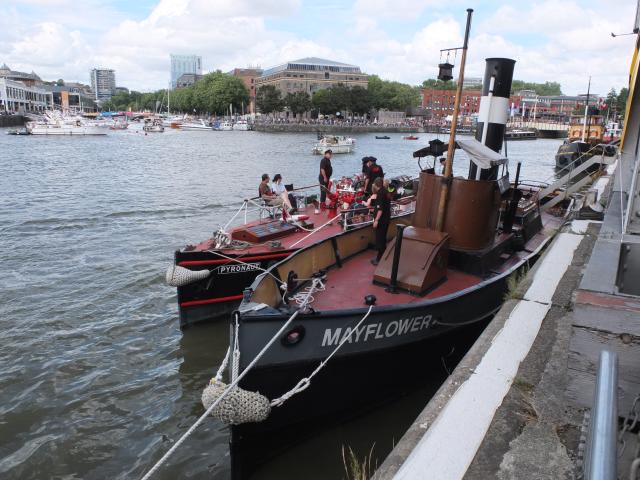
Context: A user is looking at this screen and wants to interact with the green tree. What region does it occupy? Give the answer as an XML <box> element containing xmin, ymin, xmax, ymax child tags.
<box><xmin>311</xmin><ymin>88</ymin><xmax>335</xmax><ymax>114</ymax></box>
<box><xmin>617</xmin><ymin>87</ymin><xmax>629</xmax><ymax>117</ymax></box>
<box><xmin>56</xmin><ymin>78</ymin><xmax>65</xmax><ymax>86</ymax></box>
<box><xmin>256</xmin><ymin>85</ymin><xmax>284</xmax><ymax>114</ymax></box>
<box><xmin>511</xmin><ymin>80</ymin><xmax>562</xmax><ymax>96</ymax></box>
<box><xmin>349</xmin><ymin>86</ymin><xmax>372</xmax><ymax>115</ymax></box>
<box><xmin>285</xmin><ymin>91</ymin><xmax>311</xmax><ymax>115</ymax></box>
<box><xmin>367</xmin><ymin>75</ymin><xmax>420</xmax><ymax>111</ymax></box>
<box><xmin>192</xmin><ymin>71</ymin><xmax>249</xmax><ymax>114</ymax></box>
<box><xmin>422</xmin><ymin>78</ymin><xmax>457</xmax><ymax>90</ymax></box>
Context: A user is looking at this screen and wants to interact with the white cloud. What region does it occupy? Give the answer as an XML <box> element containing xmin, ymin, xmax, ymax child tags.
<box><xmin>0</xmin><ymin>0</ymin><xmax>636</xmax><ymax>94</ymax></box>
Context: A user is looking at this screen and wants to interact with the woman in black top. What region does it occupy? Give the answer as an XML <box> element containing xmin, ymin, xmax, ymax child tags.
<box><xmin>319</xmin><ymin>149</ymin><xmax>333</xmax><ymax>205</ymax></box>
<box><xmin>371</xmin><ymin>177</ymin><xmax>391</xmax><ymax>265</ymax></box>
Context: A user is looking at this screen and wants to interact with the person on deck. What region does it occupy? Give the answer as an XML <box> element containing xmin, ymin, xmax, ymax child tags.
<box><xmin>319</xmin><ymin>149</ymin><xmax>333</xmax><ymax>206</ymax></box>
<box><xmin>272</xmin><ymin>173</ymin><xmax>298</xmax><ymax>212</ymax></box>
<box><xmin>439</xmin><ymin>157</ymin><xmax>446</xmax><ymax>175</ymax></box>
<box><xmin>371</xmin><ymin>177</ymin><xmax>391</xmax><ymax>266</ymax></box>
<box><xmin>364</xmin><ymin>157</ymin><xmax>384</xmax><ymax>194</ymax></box>
<box><xmin>259</xmin><ymin>174</ymin><xmax>293</xmax><ymax>212</ymax></box>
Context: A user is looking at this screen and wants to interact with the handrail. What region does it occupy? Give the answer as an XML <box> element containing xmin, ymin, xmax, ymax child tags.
<box><xmin>247</xmin><ymin>183</ymin><xmax>320</xmax><ymax>202</ymax></box>
<box><xmin>584</xmin><ymin>350</ymin><xmax>618</xmax><ymax>480</ymax></box>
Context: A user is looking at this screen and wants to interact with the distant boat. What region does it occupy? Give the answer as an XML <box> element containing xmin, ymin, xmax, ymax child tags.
<box><xmin>6</xmin><ymin>128</ymin><xmax>30</xmax><ymax>135</ymax></box>
<box><xmin>143</xmin><ymin>118</ymin><xmax>164</xmax><ymax>133</ymax></box>
<box><xmin>312</xmin><ymin>135</ymin><xmax>356</xmax><ymax>154</ymax></box>
<box><xmin>217</xmin><ymin>121</ymin><xmax>233</xmax><ymax>131</ymax></box>
<box><xmin>233</xmin><ymin>120</ymin><xmax>250</xmax><ymax>131</ymax></box>
<box><xmin>375</xmin><ymin>135</ymin><xmax>390</xmax><ymax>139</ymax></box>
<box><xmin>403</xmin><ymin>135</ymin><xmax>419</xmax><ymax>140</ymax></box>
<box><xmin>504</xmin><ymin>129</ymin><xmax>537</xmax><ymax>140</ymax></box>
<box><xmin>180</xmin><ymin>119</ymin><xmax>212</xmax><ymax>131</ymax></box>
<box><xmin>27</xmin><ymin>112</ymin><xmax>107</xmax><ymax>136</ymax></box>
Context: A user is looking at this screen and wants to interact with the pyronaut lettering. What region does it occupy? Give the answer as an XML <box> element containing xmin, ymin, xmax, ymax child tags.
<box><xmin>321</xmin><ymin>315</ymin><xmax>434</xmax><ymax>347</ymax></box>
<box><xmin>218</xmin><ymin>263</ymin><xmax>260</xmax><ymax>274</ymax></box>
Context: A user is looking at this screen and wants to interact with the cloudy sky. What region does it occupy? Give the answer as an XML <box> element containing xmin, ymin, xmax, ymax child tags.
<box><xmin>1</xmin><ymin>0</ymin><xmax>638</xmax><ymax>96</ymax></box>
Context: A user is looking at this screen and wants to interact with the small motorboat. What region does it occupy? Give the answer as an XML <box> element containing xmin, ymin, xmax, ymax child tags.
<box><xmin>504</xmin><ymin>129</ymin><xmax>537</xmax><ymax>140</ymax></box>
<box><xmin>312</xmin><ymin>135</ymin><xmax>356</xmax><ymax>154</ymax></box>
<box><xmin>403</xmin><ymin>135</ymin><xmax>419</xmax><ymax>140</ymax></box>
<box><xmin>6</xmin><ymin>128</ymin><xmax>30</xmax><ymax>135</ymax></box>
<box><xmin>143</xmin><ymin>118</ymin><xmax>164</xmax><ymax>133</ymax></box>
<box><xmin>375</xmin><ymin>135</ymin><xmax>390</xmax><ymax>139</ymax></box>
<box><xmin>180</xmin><ymin>119</ymin><xmax>212</xmax><ymax>131</ymax></box>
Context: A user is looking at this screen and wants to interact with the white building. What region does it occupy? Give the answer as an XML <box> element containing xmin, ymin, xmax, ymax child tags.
<box><xmin>90</xmin><ymin>68</ymin><xmax>116</xmax><ymax>101</ymax></box>
<box><xmin>0</xmin><ymin>77</ymin><xmax>51</xmax><ymax>113</ymax></box>
<box><xmin>170</xmin><ymin>54</ymin><xmax>202</xmax><ymax>89</ymax></box>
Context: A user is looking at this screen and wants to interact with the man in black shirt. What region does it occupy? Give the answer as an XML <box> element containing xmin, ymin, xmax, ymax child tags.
<box><xmin>371</xmin><ymin>177</ymin><xmax>391</xmax><ymax>265</ymax></box>
<box><xmin>319</xmin><ymin>149</ymin><xmax>333</xmax><ymax>205</ymax></box>
<box><xmin>364</xmin><ymin>157</ymin><xmax>384</xmax><ymax>194</ymax></box>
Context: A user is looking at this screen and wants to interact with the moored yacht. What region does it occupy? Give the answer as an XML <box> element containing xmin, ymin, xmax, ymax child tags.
<box><xmin>312</xmin><ymin>135</ymin><xmax>356</xmax><ymax>154</ymax></box>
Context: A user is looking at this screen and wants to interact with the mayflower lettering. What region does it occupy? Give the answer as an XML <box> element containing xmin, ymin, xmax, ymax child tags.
<box><xmin>321</xmin><ymin>315</ymin><xmax>434</xmax><ymax>347</ymax></box>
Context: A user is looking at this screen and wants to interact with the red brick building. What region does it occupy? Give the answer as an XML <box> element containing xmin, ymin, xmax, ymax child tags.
<box><xmin>421</xmin><ymin>88</ymin><xmax>482</xmax><ymax>122</ymax></box>
<box><xmin>228</xmin><ymin>68</ymin><xmax>263</xmax><ymax>114</ymax></box>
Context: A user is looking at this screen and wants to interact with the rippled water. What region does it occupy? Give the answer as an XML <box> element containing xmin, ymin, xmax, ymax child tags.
<box><xmin>0</xmin><ymin>128</ymin><xmax>562</xmax><ymax>479</ymax></box>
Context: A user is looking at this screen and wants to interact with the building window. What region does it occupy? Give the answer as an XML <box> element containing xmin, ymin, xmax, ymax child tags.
<box><xmin>325</xmin><ymin>72</ymin><xmax>329</xmax><ymax>79</ymax></box>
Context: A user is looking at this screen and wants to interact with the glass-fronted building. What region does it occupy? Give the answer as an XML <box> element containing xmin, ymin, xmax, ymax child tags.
<box><xmin>170</xmin><ymin>54</ymin><xmax>202</xmax><ymax>89</ymax></box>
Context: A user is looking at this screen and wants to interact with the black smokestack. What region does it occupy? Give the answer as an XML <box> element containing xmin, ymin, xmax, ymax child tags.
<box><xmin>468</xmin><ymin>58</ymin><xmax>516</xmax><ymax>180</ymax></box>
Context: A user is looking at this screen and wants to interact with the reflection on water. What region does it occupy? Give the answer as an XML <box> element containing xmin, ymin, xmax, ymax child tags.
<box><xmin>0</xmin><ymin>128</ymin><xmax>562</xmax><ymax>479</ymax></box>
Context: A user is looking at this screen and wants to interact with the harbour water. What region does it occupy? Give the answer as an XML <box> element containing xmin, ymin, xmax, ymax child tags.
<box><xmin>0</xmin><ymin>129</ymin><xmax>563</xmax><ymax>479</ymax></box>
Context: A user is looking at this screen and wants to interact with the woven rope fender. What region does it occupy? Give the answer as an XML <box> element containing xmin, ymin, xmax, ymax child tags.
<box><xmin>165</xmin><ymin>264</ymin><xmax>210</xmax><ymax>287</ymax></box>
<box><xmin>201</xmin><ymin>380</ymin><xmax>271</xmax><ymax>425</ymax></box>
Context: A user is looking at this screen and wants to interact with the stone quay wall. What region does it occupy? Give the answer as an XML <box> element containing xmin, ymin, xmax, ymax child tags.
<box><xmin>253</xmin><ymin>123</ymin><xmax>423</xmax><ymax>134</ymax></box>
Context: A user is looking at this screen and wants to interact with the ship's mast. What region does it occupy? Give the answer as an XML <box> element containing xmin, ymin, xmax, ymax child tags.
<box><xmin>435</xmin><ymin>8</ymin><xmax>473</xmax><ymax>231</ymax></box>
<box><xmin>581</xmin><ymin>76</ymin><xmax>591</xmax><ymax>142</ymax></box>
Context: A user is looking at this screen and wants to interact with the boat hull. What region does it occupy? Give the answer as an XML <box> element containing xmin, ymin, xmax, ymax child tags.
<box><xmin>229</xmin><ymin>268</ymin><xmax>517</xmax><ymax>478</ymax></box>
<box><xmin>312</xmin><ymin>144</ymin><xmax>354</xmax><ymax>154</ymax></box>
<box><xmin>175</xmin><ymin>249</ymin><xmax>293</xmax><ymax>328</ymax></box>
<box><xmin>28</xmin><ymin>126</ymin><xmax>107</xmax><ymax>135</ymax></box>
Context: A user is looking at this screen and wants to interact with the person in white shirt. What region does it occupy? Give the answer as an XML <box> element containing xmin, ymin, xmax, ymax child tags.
<box><xmin>272</xmin><ymin>174</ymin><xmax>297</xmax><ymax>212</ymax></box>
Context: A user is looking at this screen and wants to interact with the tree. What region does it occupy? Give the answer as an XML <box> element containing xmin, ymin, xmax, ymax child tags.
<box><xmin>349</xmin><ymin>86</ymin><xmax>372</xmax><ymax>115</ymax></box>
<box><xmin>422</xmin><ymin>78</ymin><xmax>457</xmax><ymax>90</ymax></box>
<box><xmin>192</xmin><ymin>71</ymin><xmax>249</xmax><ymax>114</ymax></box>
<box><xmin>56</xmin><ymin>79</ymin><xmax>65</xmax><ymax>86</ymax></box>
<box><xmin>285</xmin><ymin>91</ymin><xmax>311</xmax><ymax>116</ymax></box>
<box><xmin>367</xmin><ymin>75</ymin><xmax>421</xmax><ymax>111</ymax></box>
<box><xmin>311</xmin><ymin>88</ymin><xmax>334</xmax><ymax>114</ymax></box>
<box><xmin>511</xmin><ymin>80</ymin><xmax>562</xmax><ymax>96</ymax></box>
<box><xmin>617</xmin><ymin>87</ymin><xmax>629</xmax><ymax>117</ymax></box>
<box><xmin>256</xmin><ymin>85</ymin><xmax>284</xmax><ymax>114</ymax></box>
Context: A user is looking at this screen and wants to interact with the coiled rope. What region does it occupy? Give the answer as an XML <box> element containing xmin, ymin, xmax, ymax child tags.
<box><xmin>139</xmin><ymin>279</ymin><xmax>321</xmax><ymax>480</ymax></box>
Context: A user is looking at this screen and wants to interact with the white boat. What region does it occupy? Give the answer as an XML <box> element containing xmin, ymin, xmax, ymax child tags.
<box><xmin>217</xmin><ymin>121</ymin><xmax>233</xmax><ymax>131</ymax></box>
<box><xmin>27</xmin><ymin>112</ymin><xmax>107</xmax><ymax>136</ymax></box>
<box><xmin>143</xmin><ymin>118</ymin><xmax>165</xmax><ymax>133</ymax></box>
<box><xmin>233</xmin><ymin>120</ymin><xmax>249</xmax><ymax>131</ymax></box>
<box><xmin>179</xmin><ymin>119</ymin><xmax>213</xmax><ymax>131</ymax></box>
<box><xmin>312</xmin><ymin>135</ymin><xmax>356</xmax><ymax>154</ymax></box>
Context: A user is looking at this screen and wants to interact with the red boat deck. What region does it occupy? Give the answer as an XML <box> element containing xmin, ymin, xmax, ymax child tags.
<box><xmin>189</xmin><ymin>207</ymin><xmax>346</xmax><ymax>255</ymax></box>
<box><xmin>311</xmin><ymin>249</ymin><xmax>484</xmax><ymax>310</ymax></box>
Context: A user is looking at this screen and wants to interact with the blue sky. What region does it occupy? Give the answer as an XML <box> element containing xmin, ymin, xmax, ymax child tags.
<box><xmin>1</xmin><ymin>0</ymin><xmax>637</xmax><ymax>95</ymax></box>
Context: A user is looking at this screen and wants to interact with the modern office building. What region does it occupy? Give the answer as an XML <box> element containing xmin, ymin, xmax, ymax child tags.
<box><xmin>170</xmin><ymin>54</ymin><xmax>202</xmax><ymax>89</ymax></box>
<box><xmin>255</xmin><ymin>57</ymin><xmax>367</xmax><ymax>97</ymax></box>
<box><xmin>228</xmin><ymin>68</ymin><xmax>263</xmax><ymax>114</ymax></box>
<box><xmin>90</xmin><ymin>68</ymin><xmax>116</xmax><ymax>101</ymax></box>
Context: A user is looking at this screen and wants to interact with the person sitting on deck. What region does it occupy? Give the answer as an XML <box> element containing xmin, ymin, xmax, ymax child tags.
<box><xmin>272</xmin><ymin>173</ymin><xmax>297</xmax><ymax>212</ymax></box>
<box><xmin>259</xmin><ymin>174</ymin><xmax>293</xmax><ymax>213</ymax></box>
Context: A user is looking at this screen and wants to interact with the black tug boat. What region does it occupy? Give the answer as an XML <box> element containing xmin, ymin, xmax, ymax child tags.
<box><xmin>221</xmin><ymin>53</ymin><xmax>568</xmax><ymax>479</ymax></box>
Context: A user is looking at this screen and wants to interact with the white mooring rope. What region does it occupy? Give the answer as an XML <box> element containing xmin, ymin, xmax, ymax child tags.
<box><xmin>139</xmin><ymin>279</ymin><xmax>322</xmax><ymax>480</ymax></box>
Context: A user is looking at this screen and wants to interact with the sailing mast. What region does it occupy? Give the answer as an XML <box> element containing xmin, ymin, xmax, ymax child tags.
<box><xmin>435</xmin><ymin>8</ymin><xmax>474</xmax><ymax>231</ymax></box>
<box><xmin>581</xmin><ymin>76</ymin><xmax>591</xmax><ymax>142</ymax></box>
